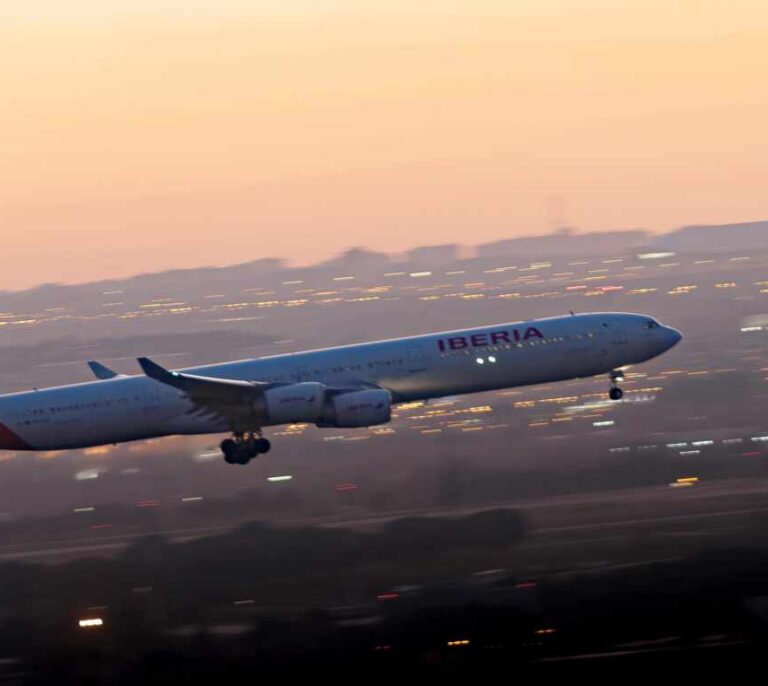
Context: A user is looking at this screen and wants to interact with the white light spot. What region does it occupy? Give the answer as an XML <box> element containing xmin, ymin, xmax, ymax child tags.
<box><xmin>476</xmin><ymin>358</ymin><xmax>485</xmax><ymax>364</ymax></box>
<box><xmin>488</xmin><ymin>356</ymin><xmax>496</xmax><ymax>363</ymax></box>
<box><xmin>75</xmin><ymin>469</ymin><xmax>101</xmax><ymax>481</ymax></box>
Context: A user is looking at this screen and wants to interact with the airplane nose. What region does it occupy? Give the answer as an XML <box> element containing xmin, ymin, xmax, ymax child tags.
<box><xmin>665</xmin><ymin>327</ymin><xmax>683</xmax><ymax>349</ymax></box>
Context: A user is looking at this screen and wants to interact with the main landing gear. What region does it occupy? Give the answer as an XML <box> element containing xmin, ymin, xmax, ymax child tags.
<box><xmin>220</xmin><ymin>432</ymin><xmax>271</xmax><ymax>465</ymax></box>
<box><xmin>609</xmin><ymin>370</ymin><xmax>625</xmax><ymax>401</ymax></box>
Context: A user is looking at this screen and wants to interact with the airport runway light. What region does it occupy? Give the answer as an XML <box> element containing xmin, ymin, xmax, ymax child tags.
<box><xmin>267</xmin><ymin>475</ymin><xmax>292</xmax><ymax>482</ymax></box>
<box><xmin>74</xmin><ymin>469</ymin><xmax>100</xmax><ymax>481</ymax></box>
<box><xmin>670</xmin><ymin>477</ymin><xmax>699</xmax><ymax>488</ymax></box>
<box><xmin>78</xmin><ymin>618</ymin><xmax>103</xmax><ymax>629</ymax></box>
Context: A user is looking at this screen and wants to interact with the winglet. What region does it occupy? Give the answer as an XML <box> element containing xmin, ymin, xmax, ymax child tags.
<box><xmin>137</xmin><ymin>356</ymin><xmax>179</xmax><ymax>382</ymax></box>
<box><xmin>87</xmin><ymin>360</ymin><xmax>120</xmax><ymax>380</ymax></box>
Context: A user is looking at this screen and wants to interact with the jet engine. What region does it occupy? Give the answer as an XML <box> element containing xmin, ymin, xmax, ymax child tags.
<box><xmin>262</xmin><ymin>383</ymin><xmax>326</xmax><ymax>424</ymax></box>
<box><xmin>320</xmin><ymin>389</ymin><xmax>392</xmax><ymax>428</ymax></box>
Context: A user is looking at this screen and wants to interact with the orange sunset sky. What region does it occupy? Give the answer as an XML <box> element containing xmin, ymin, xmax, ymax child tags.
<box><xmin>2</xmin><ymin>1</ymin><xmax>767</xmax><ymax>290</ymax></box>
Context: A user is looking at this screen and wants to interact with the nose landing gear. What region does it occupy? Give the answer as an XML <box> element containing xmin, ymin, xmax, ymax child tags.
<box><xmin>609</xmin><ymin>370</ymin><xmax>625</xmax><ymax>401</ymax></box>
<box><xmin>221</xmin><ymin>432</ymin><xmax>271</xmax><ymax>465</ymax></box>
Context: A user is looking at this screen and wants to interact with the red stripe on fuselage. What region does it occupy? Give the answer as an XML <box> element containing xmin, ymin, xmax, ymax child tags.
<box><xmin>0</xmin><ymin>421</ymin><xmax>34</xmax><ymax>450</ymax></box>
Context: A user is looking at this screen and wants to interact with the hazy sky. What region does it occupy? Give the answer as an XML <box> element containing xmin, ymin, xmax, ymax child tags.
<box><xmin>2</xmin><ymin>1</ymin><xmax>767</xmax><ymax>289</ymax></box>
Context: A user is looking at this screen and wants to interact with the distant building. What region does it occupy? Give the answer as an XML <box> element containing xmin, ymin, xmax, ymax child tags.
<box><xmin>652</xmin><ymin>220</ymin><xmax>768</xmax><ymax>252</ymax></box>
<box><xmin>404</xmin><ymin>244</ymin><xmax>460</xmax><ymax>266</ymax></box>
<box><xmin>476</xmin><ymin>228</ymin><xmax>648</xmax><ymax>260</ymax></box>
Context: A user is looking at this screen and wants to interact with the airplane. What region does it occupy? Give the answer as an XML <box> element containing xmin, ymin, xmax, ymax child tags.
<box><xmin>0</xmin><ymin>312</ymin><xmax>681</xmax><ymax>465</ymax></box>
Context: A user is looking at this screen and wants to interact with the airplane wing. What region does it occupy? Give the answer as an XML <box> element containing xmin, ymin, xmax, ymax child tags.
<box><xmin>87</xmin><ymin>361</ymin><xmax>123</xmax><ymax>380</ymax></box>
<box><xmin>137</xmin><ymin>357</ymin><xmax>266</xmax><ymax>401</ymax></box>
<box><xmin>136</xmin><ymin>357</ymin><xmax>389</xmax><ymax>431</ymax></box>
<box><xmin>137</xmin><ymin>356</ymin><xmax>270</xmax><ymax>430</ymax></box>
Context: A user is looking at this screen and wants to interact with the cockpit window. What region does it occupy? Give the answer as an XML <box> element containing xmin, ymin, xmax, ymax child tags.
<box><xmin>643</xmin><ymin>320</ymin><xmax>660</xmax><ymax>329</ymax></box>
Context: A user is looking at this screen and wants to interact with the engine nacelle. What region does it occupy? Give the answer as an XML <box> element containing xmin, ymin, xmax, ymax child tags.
<box><xmin>263</xmin><ymin>383</ymin><xmax>326</xmax><ymax>424</ymax></box>
<box><xmin>321</xmin><ymin>389</ymin><xmax>392</xmax><ymax>428</ymax></box>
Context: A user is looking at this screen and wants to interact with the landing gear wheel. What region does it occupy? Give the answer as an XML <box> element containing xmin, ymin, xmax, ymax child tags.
<box><xmin>608</xmin><ymin>370</ymin><xmax>625</xmax><ymax>401</ymax></box>
<box><xmin>221</xmin><ymin>439</ymin><xmax>238</xmax><ymax>464</ymax></box>
<box><xmin>221</xmin><ymin>437</ymin><xmax>251</xmax><ymax>465</ymax></box>
<box><xmin>221</xmin><ymin>433</ymin><xmax>269</xmax><ymax>464</ymax></box>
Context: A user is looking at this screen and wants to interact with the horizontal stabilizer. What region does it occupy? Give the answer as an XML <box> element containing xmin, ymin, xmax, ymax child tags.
<box><xmin>87</xmin><ymin>360</ymin><xmax>121</xmax><ymax>380</ymax></box>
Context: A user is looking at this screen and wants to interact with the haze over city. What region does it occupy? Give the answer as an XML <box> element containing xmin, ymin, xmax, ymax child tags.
<box><xmin>3</xmin><ymin>0</ymin><xmax>768</xmax><ymax>289</ymax></box>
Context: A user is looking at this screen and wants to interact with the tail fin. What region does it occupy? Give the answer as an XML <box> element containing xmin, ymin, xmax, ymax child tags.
<box><xmin>87</xmin><ymin>361</ymin><xmax>121</xmax><ymax>380</ymax></box>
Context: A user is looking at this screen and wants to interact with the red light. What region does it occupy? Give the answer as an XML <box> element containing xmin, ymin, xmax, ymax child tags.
<box><xmin>515</xmin><ymin>582</ymin><xmax>538</xmax><ymax>589</ymax></box>
<box><xmin>334</xmin><ymin>483</ymin><xmax>359</xmax><ymax>493</ymax></box>
<box><xmin>137</xmin><ymin>500</ymin><xmax>160</xmax><ymax>508</ymax></box>
<box><xmin>377</xmin><ymin>592</ymin><xmax>400</xmax><ymax>601</ymax></box>
<box><xmin>90</xmin><ymin>523</ymin><xmax>113</xmax><ymax>530</ymax></box>
<box><xmin>743</xmin><ymin>451</ymin><xmax>763</xmax><ymax>457</ymax></box>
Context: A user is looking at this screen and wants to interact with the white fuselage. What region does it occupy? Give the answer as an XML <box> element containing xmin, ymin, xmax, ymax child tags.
<box><xmin>0</xmin><ymin>312</ymin><xmax>681</xmax><ymax>451</ymax></box>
